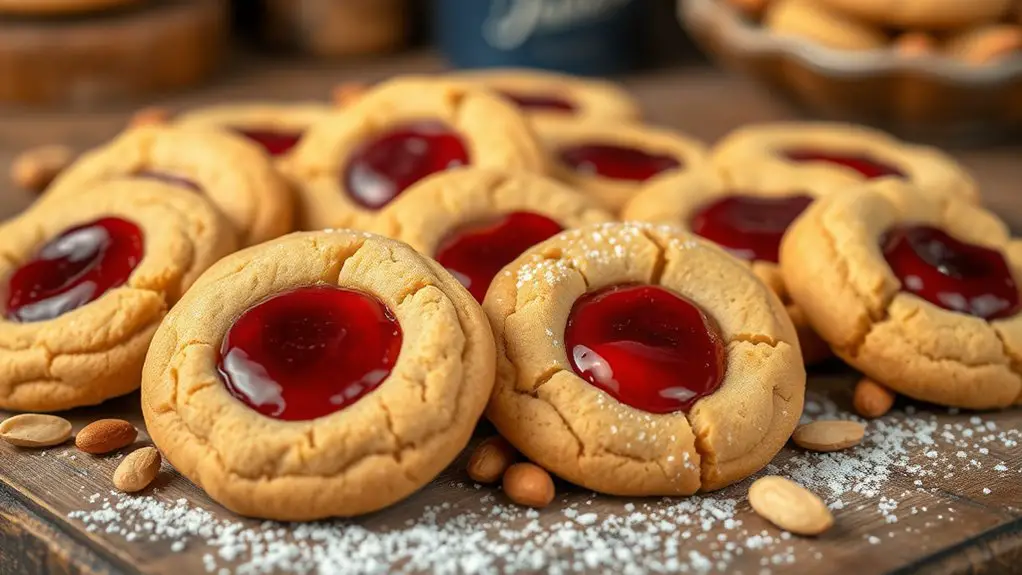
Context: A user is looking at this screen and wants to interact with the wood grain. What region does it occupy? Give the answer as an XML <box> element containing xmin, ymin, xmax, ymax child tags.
<box><xmin>0</xmin><ymin>52</ymin><xmax>1020</xmax><ymax>574</ymax></box>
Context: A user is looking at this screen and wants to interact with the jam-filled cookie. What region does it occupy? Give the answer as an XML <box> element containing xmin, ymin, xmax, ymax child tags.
<box><xmin>175</xmin><ymin>102</ymin><xmax>332</xmax><ymax>158</ymax></box>
<box><xmin>485</xmin><ymin>222</ymin><xmax>805</xmax><ymax>495</ymax></box>
<box><xmin>712</xmin><ymin>123</ymin><xmax>978</xmax><ymax>204</ymax></box>
<box><xmin>0</xmin><ymin>181</ymin><xmax>236</xmax><ymax>412</ymax></box>
<box><xmin>39</xmin><ymin>124</ymin><xmax>293</xmax><ymax>247</ymax></box>
<box><xmin>781</xmin><ymin>180</ymin><xmax>1022</xmax><ymax>409</ymax></box>
<box><xmin>623</xmin><ymin>169</ymin><xmax>830</xmax><ymax>364</ymax></box>
<box><xmin>448</xmin><ymin>68</ymin><xmax>641</xmax><ymax>121</ymax></box>
<box><xmin>142</xmin><ymin>230</ymin><xmax>496</xmax><ymax>520</ymax></box>
<box><xmin>280</xmin><ymin>78</ymin><xmax>546</xmax><ymax>232</ymax></box>
<box><xmin>373</xmin><ymin>168</ymin><xmax>614</xmax><ymax>302</ymax></box>
<box><xmin>817</xmin><ymin>0</ymin><xmax>1011</xmax><ymax>29</ymax></box>
<box><xmin>533</xmin><ymin>117</ymin><xmax>707</xmax><ymax>213</ymax></box>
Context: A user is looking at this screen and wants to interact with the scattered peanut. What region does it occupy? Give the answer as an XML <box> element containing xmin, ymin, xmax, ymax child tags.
<box><xmin>503</xmin><ymin>463</ymin><xmax>555</xmax><ymax>508</ymax></box>
<box><xmin>748</xmin><ymin>476</ymin><xmax>834</xmax><ymax>536</ymax></box>
<box><xmin>75</xmin><ymin>418</ymin><xmax>137</xmax><ymax>455</ymax></box>
<box><xmin>10</xmin><ymin>144</ymin><xmax>75</xmax><ymax>193</ymax></box>
<box><xmin>792</xmin><ymin>420</ymin><xmax>866</xmax><ymax>452</ymax></box>
<box><xmin>331</xmin><ymin>82</ymin><xmax>368</xmax><ymax>107</ymax></box>
<box><xmin>128</xmin><ymin>106</ymin><xmax>171</xmax><ymax>128</ymax></box>
<box><xmin>894</xmin><ymin>32</ymin><xmax>938</xmax><ymax>57</ymax></box>
<box><xmin>853</xmin><ymin>377</ymin><xmax>896</xmax><ymax>419</ymax></box>
<box><xmin>467</xmin><ymin>436</ymin><xmax>517</xmax><ymax>484</ymax></box>
<box><xmin>0</xmin><ymin>414</ymin><xmax>72</xmax><ymax>448</ymax></box>
<box><xmin>113</xmin><ymin>447</ymin><xmax>161</xmax><ymax>493</ymax></box>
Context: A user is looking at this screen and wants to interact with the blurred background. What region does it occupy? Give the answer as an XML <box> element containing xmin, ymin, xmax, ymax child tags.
<box><xmin>1</xmin><ymin>0</ymin><xmax>1020</xmax><ymax>219</ymax></box>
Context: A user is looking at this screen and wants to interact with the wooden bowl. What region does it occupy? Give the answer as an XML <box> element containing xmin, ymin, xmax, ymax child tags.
<box><xmin>679</xmin><ymin>0</ymin><xmax>1022</xmax><ymax>144</ymax></box>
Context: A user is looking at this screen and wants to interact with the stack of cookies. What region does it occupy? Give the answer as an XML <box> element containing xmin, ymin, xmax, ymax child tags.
<box><xmin>2</xmin><ymin>68</ymin><xmax>1018</xmax><ymax>524</ymax></box>
<box><xmin>727</xmin><ymin>0</ymin><xmax>1022</xmax><ymax>64</ymax></box>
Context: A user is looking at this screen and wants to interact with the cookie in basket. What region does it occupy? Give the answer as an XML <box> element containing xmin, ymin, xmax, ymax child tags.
<box><xmin>39</xmin><ymin>124</ymin><xmax>293</xmax><ymax>246</ymax></box>
<box><xmin>817</xmin><ymin>0</ymin><xmax>1012</xmax><ymax>29</ymax></box>
<box><xmin>372</xmin><ymin>168</ymin><xmax>613</xmax><ymax>302</ymax></box>
<box><xmin>532</xmin><ymin>117</ymin><xmax>707</xmax><ymax>213</ymax></box>
<box><xmin>622</xmin><ymin>169</ymin><xmax>830</xmax><ymax>364</ymax></box>
<box><xmin>712</xmin><ymin>123</ymin><xmax>978</xmax><ymax>204</ymax></box>
<box><xmin>0</xmin><ymin>181</ymin><xmax>235</xmax><ymax>412</ymax></box>
<box><xmin>485</xmin><ymin>222</ymin><xmax>805</xmax><ymax>495</ymax></box>
<box><xmin>142</xmin><ymin>230</ymin><xmax>495</xmax><ymax>520</ymax></box>
<box><xmin>764</xmin><ymin>0</ymin><xmax>888</xmax><ymax>52</ymax></box>
<box><xmin>279</xmin><ymin>77</ymin><xmax>546</xmax><ymax>231</ymax></box>
<box><xmin>174</xmin><ymin>102</ymin><xmax>333</xmax><ymax>158</ymax></box>
<box><xmin>781</xmin><ymin>179</ymin><xmax>1022</xmax><ymax>409</ymax></box>
<box><xmin>447</xmin><ymin>68</ymin><xmax>641</xmax><ymax>121</ymax></box>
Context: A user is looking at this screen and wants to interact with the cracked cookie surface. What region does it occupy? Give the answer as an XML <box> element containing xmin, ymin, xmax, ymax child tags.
<box><xmin>0</xmin><ymin>181</ymin><xmax>236</xmax><ymax>412</ymax></box>
<box><xmin>534</xmin><ymin>118</ymin><xmax>706</xmax><ymax>214</ymax></box>
<box><xmin>623</xmin><ymin>169</ymin><xmax>831</xmax><ymax>364</ymax></box>
<box><xmin>446</xmin><ymin>68</ymin><xmax>641</xmax><ymax>121</ymax></box>
<box><xmin>484</xmin><ymin>222</ymin><xmax>805</xmax><ymax>495</ymax></box>
<box><xmin>781</xmin><ymin>179</ymin><xmax>1022</xmax><ymax>408</ymax></box>
<box><xmin>372</xmin><ymin>168</ymin><xmax>614</xmax><ymax>301</ymax></box>
<box><xmin>712</xmin><ymin>122</ymin><xmax>977</xmax><ymax>204</ymax></box>
<box><xmin>279</xmin><ymin>78</ymin><xmax>547</xmax><ymax>232</ymax></box>
<box><xmin>39</xmin><ymin>124</ymin><xmax>294</xmax><ymax>246</ymax></box>
<box><xmin>141</xmin><ymin>230</ymin><xmax>496</xmax><ymax>521</ymax></box>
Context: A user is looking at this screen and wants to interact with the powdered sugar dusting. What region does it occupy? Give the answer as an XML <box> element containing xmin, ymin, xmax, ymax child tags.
<box><xmin>64</xmin><ymin>388</ymin><xmax>1021</xmax><ymax>574</ymax></box>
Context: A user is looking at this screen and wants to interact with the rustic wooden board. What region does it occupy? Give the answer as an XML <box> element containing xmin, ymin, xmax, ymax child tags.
<box><xmin>0</xmin><ymin>53</ymin><xmax>1020</xmax><ymax>574</ymax></box>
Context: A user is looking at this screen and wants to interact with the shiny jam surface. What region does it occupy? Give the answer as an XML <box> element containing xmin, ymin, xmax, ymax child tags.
<box><xmin>218</xmin><ymin>285</ymin><xmax>403</xmax><ymax>421</ymax></box>
<box><xmin>882</xmin><ymin>225</ymin><xmax>1021</xmax><ymax>320</ymax></box>
<box><xmin>564</xmin><ymin>284</ymin><xmax>726</xmax><ymax>414</ymax></box>
<box><xmin>690</xmin><ymin>194</ymin><xmax>814</xmax><ymax>263</ymax></box>
<box><xmin>558</xmin><ymin>144</ymin><xmax>680</xmax><ymax>182</ymax></box>
<box><xmin>343</xmin><ymin>121</ymin><xmax>470</xmax><ymax>210</ymax></box>
<box><xmin>135</xmin><ymin>170</ymin><xmax>202</xmax><ymax>192</ymax></box>
<box><xmin>233</xmin><ymin>127</ymin><xmax>303</xmax><ymax>156</ymax></box>
<box><xmin>5</xmin><ymin>217</ymin><xmax>144</xmax><ymax>323</ymax></box>
<box><xmin>782</xmin><ymin>149</ymin><xmax>906</xmax><ymax>180</ymax></box>
<box><xmin>435</xmin><ymin>211</ymin><xmax>563</xmax><ymax>302</ymax></box>
<box><xmin>499</xmin><ymin>91</ymin><xmax>576</xmax><ymax>113</ymax></box>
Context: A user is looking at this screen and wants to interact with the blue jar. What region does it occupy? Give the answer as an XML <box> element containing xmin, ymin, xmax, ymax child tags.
<box><xmin>434</xmin><ymin>0</ymin><xmax>642</xmax><ymax>76</ymax></box>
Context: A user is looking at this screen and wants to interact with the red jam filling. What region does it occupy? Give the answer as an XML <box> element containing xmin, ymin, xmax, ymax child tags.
<box><xmin>5</xmin><ymin>217</ymin><xmax>143</xmax><ymax>323</ymax></box>
<box><xmin>690</xmin><ymin>194</ymin><xmax>814</xmax><ymax>263</ymax></box>
<box><xmin>564</xmin><ymin>284</ymin><xmax>726</xmax><ymax>414</ymax></box>
<box><xmin>135</xmin><ymin>170</ymin><xmax>201</xmax><ymax>192</ymax></box>
<box><xmin>499</xmin><ymin>91</ymin><xmax>576</xmax><ymax>113</ymax></box>
<box><xmin>782</xmin><ymin>149</ymin><xmax>905</xmax><ymax>180</ymax></box>
<box><xmin>218</xmin><ymin>285</ymin><xmax>402</xmax><ymax>421</ymax></box>
<box><xmin>882</xmin><ymin>225</ymin><xmax>1021</xmax><ymax>320</ymax></box>
<box><xmin>343</xmin><ymin>121</ymin><xmax>470</xmax><ymax>210</ymax></box>
<box><xmin>558</xmin><ymin>144</ymin><xmax>681</xmax><ymax>182</ymax></box>
<box><xmin>233</xmin><ymin>127</ymin><xmax>303</xmax><ymax>157</ymax></box>
<box><xmin>435</xmin><ymin>211</ymin><xmax>563</xmax><ymax>303</ymax></box>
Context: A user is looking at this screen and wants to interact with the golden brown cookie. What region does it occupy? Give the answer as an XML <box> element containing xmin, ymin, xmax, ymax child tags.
<box><xmin>373</xmin><ymin>168</ymin><xmax>614</xmax><ymax>302</ymax></box>
<box><xmin>448</xmin><ymin>68</ymin><xmax>641</xmax><ymax>121</ymax></box>
<box><xmin>280</xmin><ymin>78</ymin><xmax>547</xmax><ymax>232</ymax></box>
<box><xmin>142</xmin><ymin>230</ymin><xmax>496</xmax><ymax>520</ymax></box>
<box><xmin>0</xmin><ymin>0</ymin><xmax>139</xmax><ymax>15</ymax></box>
<box><xmin>712</xmin><ymin>122</ymin><xmax>978</xmax><ymax>204</ymax></box>
<box><xmin>817</xmin><ymin>0</ymin><xmax>1012</xmax><ymax>29</ymax></box>
<box><xmin>944</xmin><ymin>24</ymin><xmax>1022</xmax><ymax>65</ymax></box>
<box><xmin>532</xmin><ymin>117</ymin><xmax>707</xmax><ymax>213</ymax></box>
<box><xmin>174</xmin><ymin>102</ymin><xmax>333</xmax><ymax>159</ymax></box>
<box><xmin>485</xmin><ymin>222</ymin><xmax>805</xmax><ymax>495</ymax></box>
<box><xmin>622</xmin><ymin>169</ymin><xmax>831</xmax><ymax>364</ymax></box>
<box><xmin>39</xmin><ymin>124</ymin><xmax>293</xmax><ymax>247</ymax></box>
<box><xmin>764</xmin><ymin>0</ymin><xmax>888</xmax><ymax>52</ymax></box>
<box><xmin>0</xmin><ymin>181</ymin><xmax>236</xmax><ymax>412</ymax></box>
<box><xmin>781</xmin><ymin>179</ymin><xmax>1022</xmax><ymax>409</ymax></box>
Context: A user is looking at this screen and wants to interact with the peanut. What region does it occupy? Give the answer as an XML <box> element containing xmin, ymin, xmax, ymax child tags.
<box><xmin>503</xmin><ymin>463</ymin><xmax>555</xmax><ymax>508</ymax></box>
<box><xmin>792</xmin><ymin>420</ymin><xmax>865</xmax><ymax>452</ymax></box>
<box><xmin>75</xmin><ymin>419</ymin><xmax>137</xmax><ymax>455</ymax></box>
<box><xmin>0</xmin><ymin>414</ymin><xmax>72</xmax><ymax>448</ymax></box>
<box><xmin>10</xmin><ymin>144</ymin><xmax>75</xmax><ymax>193</ymax></box>
<box><xmin>128</xmin><ymin>106</ymin><xmax>171</xmax><ymax>128</ymax></box>
<box><xmin>748</xmin><ymin>476</ymin><xmax>834</xmax><ymax>536</ymax></box>
<box><xmin>332</xmin><ymin>82</ymin><xmax>368</xmax><ymax>107</ymax></box>
<box><xmin>853</xmin><ymin>377</ymin><xmax>896</xmax><ymax>419</ymax></box>
<box><xmin>467</xmin><ymin>436</ymin><xmax>517</xmax><ymax>484</ymax></box>
<box><xmin>113</xmin><ymin>447</ymin><xmax>161</xmax><ymax>493</ymax></box>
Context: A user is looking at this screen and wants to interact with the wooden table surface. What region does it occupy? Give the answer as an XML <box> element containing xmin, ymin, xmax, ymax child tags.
<box><xmin>0</xmin><ymin>53</ymin><xmax>1020</xmax><ymax>575</ymax></box>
